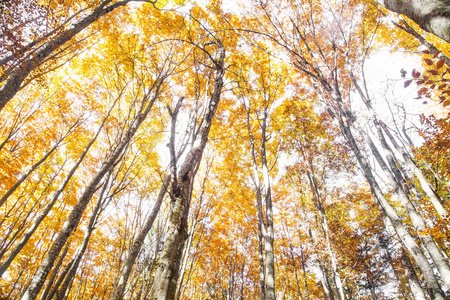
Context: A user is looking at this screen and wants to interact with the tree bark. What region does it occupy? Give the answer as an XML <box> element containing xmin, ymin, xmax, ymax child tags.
<box><xmin>379</xmin><ymin>120</ymin><xmax>448</xmax><ymax>219</ymax></box>
<box><xmin>330</xmin><ymin>106</ymin><xmax>445</xmax><ymax>300</ymax></box>
<box><xmin>306</xmin><ymin>171</ymin><xmax>345</xmax><ymax>300</ymax></box>
<box><xmin>150</xmin><ymin>43</ymin><xmax>225</xmax><ymax>300</ymax></box>
<box><xmin>374</xmin><ymin>0</ymin><xmax>450</xmax><ymax>43</ymax></box>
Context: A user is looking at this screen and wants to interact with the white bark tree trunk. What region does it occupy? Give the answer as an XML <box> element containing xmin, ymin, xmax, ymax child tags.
<box><xmin>374</xmin><ymin>0</ymin><xmax>450</xmax><ymax>42</ymax></box>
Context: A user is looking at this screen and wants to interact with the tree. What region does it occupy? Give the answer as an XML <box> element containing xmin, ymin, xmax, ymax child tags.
<box><xmin>373</xmin><ymin>0</ymin><xmax>450</xmax><ymax>43</ymax></box>
<box><xmin>0</xmin><ymin>0</ymin><xmax>162</xmax><ymax>111</ymax></box>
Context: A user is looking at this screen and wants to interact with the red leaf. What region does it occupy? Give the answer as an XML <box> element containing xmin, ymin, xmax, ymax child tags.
<box><xmin>404</xmin><ymin>80</ymin><xmax>412</xmax><ymax>88</ymax></box>
<box><xmin>427</xmin><ymin>69</ymin><xmax>439</xmax><ymax>75</ymax></box>
<box><xmin>412</xmin><ymin>69</ymin><xmax>421</xmax><ymax>78</ymax></box>
<box><xmin>433</xmin><ymin>51</ymin><xmax>441</xmax><ymax>58</ymax></box>
<box><xmin>424</xmin><ymin>58</ymin><xmax>433</xmax><ymax>65</ymax></box>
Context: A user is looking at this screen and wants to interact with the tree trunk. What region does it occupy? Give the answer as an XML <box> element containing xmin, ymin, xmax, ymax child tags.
<box><xmin>20</xmin><ymin>79</ymin><xmax>164</xmax><ymax>300</ymax></box>
<box><xmin>330</xmin><ymin>105</ymin><xmax>445</xmax><ymax>300</ymax></box>
<box><xmin>0</xmin><ymin>0</ymin><xmax>135</xmax><ymax>111</ymax></box>
<box><xmin>0</xmin><ymin>116</ymin><xmax>105</xmax><ymax>278</ymax></box>
<box><xmin>306</xmin><ymin>171</ymin><xmax>345</xmax><ymax>300</ymax></box>
<box><xmin>111</xmin><ymin>175</ymin><xmax>171</xmax><ymax>300</ymax></box>
<box><xmin>374</xmin><ymin>0</ymin><xmax>450</xmax><ymax>43</ymax></box>
<box><xmin>379</xmin><ymin>120</ymin><xmax>448</xmax><ymax>219</ymax></box>
<box><xmin>367</xmin><ymin>134</ymin><xmax>450</xmax><ymax>290</ymax></box>
<box><xmin>150</xmin><ymin>43</ymin><xmax>225</xmax><ymax>300</ymax></box>
<box><xmin>261</xmin><ymin>111</ymin><xmax>276</xmax><ymax>300</ymax></box>
<box><xmin>351</xmin><ymin>74</ymin><xmax>450</xmax><ymax>289</ymax></box>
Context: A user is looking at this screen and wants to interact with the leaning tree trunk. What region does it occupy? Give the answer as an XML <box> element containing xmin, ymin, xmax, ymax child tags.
<box><xmin>0</xmin><ymin>112</ymin><xmax>108</xmax><ymax>278</ymax></box>
<box><xmin>150</xmin><ymin>43</ymin><xmax>225</xmax><ymax>300</ymax></box>
<box><xmin>366</xmin><ymin>134</ymin><xmax>450</xmax><ymax>290</ymax></box>
<box><xmin>328</xmin><ymin>98</ymin><xmax>445</xmax><ymax>300</ymax></box>
<box><xmin>379</xmin><ymin>120</ymin><xmax>448</xmax><ymax>219</ymax></box>
<box><xmin>20</xmin><ymin>78</ymin><xmax>164</xmax><ymax>300</ymax></box>
<box><xmin>306</xmin><ymin>170</ymin><xmax>345</xmax><ymax>300</ymax></box>
<box><xmin>350</xmin><ymin>75</ymin><xmax>450</xmax><ymax>289</ymax></box>
<box><xmin>0</xmin><ymin>0</ymin><xmax>138</xmax><ymax>111</ymax></box>
<box><xmin>111</xmin><ymin>175</ymin><xmax>171</xmax><ymax>300</ymax></box>
<box><xmin>374</xmin><ymin>0</ymin><xmax>450</xmax><ymax>43</ymax></box>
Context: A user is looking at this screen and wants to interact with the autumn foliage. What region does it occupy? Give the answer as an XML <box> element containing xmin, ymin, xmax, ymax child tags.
<box><xmin>0</xmin><ymin>1</ymin><xmax>449</xmax><ymax>300</ymax></box>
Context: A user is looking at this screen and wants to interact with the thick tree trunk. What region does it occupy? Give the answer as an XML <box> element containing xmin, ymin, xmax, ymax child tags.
<box><xmin>374</xmin><ymin>0</ymin><xmax>450</xmax><ymax>42</ymax></box>
<box><xmin>151</xmin><ymin>179</ymin><xmax>192</xmax><ymax>300</ymax></box>
<box><xmin>20</xmin><ymin>80</ymin><xmax>164</xmax><ymax>300</ymax></box>
<box><xmin>150</xmin><ymin>43</ymin><xmax>225</xmax><ymax>300</ymax></box>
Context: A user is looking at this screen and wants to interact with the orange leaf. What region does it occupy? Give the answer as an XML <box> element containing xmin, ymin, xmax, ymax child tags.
<box><xmin>418</xmin><ymin>87</ymin><xmax>428</xmax><ymax>95</ymax></box>
<box><xmin>436</xmin><ymin>58</ymin><xmax>445</xmax><ymax>69</ymax></box>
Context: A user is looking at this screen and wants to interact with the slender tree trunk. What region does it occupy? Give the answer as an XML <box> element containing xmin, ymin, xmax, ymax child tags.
<box><xmin>379</xmin><ymin>120</ymin><xmax>448</xmax><ymax>219</ymax></box>
<box><xmin>351</xmin><ymin>75</ymin><xmax>450</xmax><ymax>289</ymax></box>
<box><xmin>373</xmin><ymin>0</ymin><xmax>450</xmax><ymax>43</ymax></box>
<box><xmin>318</xmin><ymin>262</ymin><xmax>335</xmax><ymax>300</ymax></box>
<box><xmin>52</xmin><ymin>174</ymin><xmax>112</xmax><ymax>300</ymax></box>
<box><xmin>0</xmin><ymin>122</ymin><xmax>78</xmax><ymax>208</ymax></box>
<box><xmin>261</xmin><ymin>111</ymin><xmax>276</xmax><ymax>300</ymax></box>
<box><xmin>400</xmin><ymin>248</ymin><xmax>428</xmax><ymax>300</ymax></box>
<box><xmin>329</xmin><ymin>101</ymin><xmax>445</xmax><ymax>300</ymax></box>
<box><xmin>394</xmin><ymin>20</ymin><xmax>450</xmax><ymax>67</ymax></box>
<box><xmin>282</xmin><ymin>222</ymin><xmax>303</xmax><ymax>300</ymax></box>
<box><xmin>306</xmin><ymin>171</ymin><xmax>345</xmax><ymax>300</ymax></box>
<box><xmin>111</xmin><ymin>175</ymin><xmax>171</xmax><ymax>300</ymax></box>
<box><xmin>20</xmin><ymin>79</ymin><xmax>164</xmax><ymax>300</ymax></box>
<box><xmin>299</xmin><ymin>244</ymin><xmax>310</xmax><ymax>300</ymax></box>
<box><xmin>367</xmin><ymin>135</ymin><xmax>450</xmax><ymax>289</ymax></box>
<box><xmin>0</xmin><ymin>115</ymin><xmax>106</xmax><ymax>277</ymax></box>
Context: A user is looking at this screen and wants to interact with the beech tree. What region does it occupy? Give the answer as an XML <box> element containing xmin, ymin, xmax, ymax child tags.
<box><xmin>1</xmin><ymin>1</ymin><xmax>449</xmax><ymax>300</ymax></box>
<box><xmin>373</xmin><ymin>0</ymin><xmax>450</xmax><ymax>43</ymax></box>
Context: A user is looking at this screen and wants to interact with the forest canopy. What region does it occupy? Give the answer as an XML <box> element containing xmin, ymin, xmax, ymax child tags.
<box><xmin>0</xmin><ymin>0</ymin><xmax>449</xmax><ymax>299</ymax></box>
